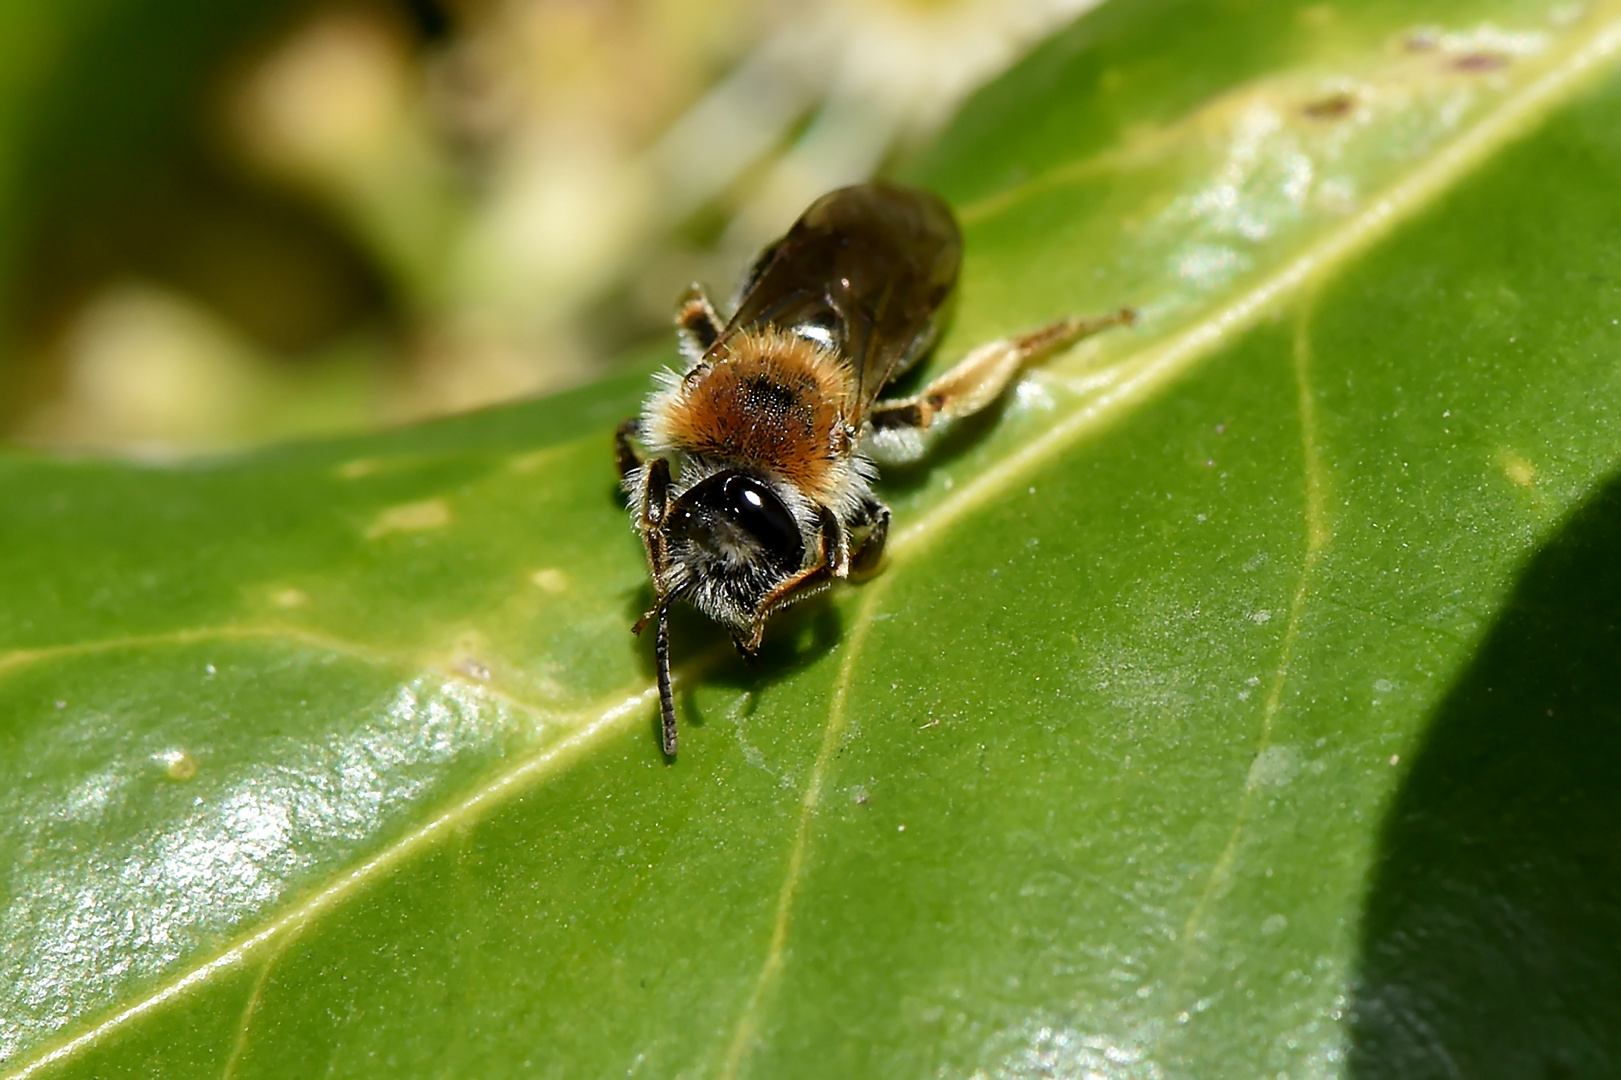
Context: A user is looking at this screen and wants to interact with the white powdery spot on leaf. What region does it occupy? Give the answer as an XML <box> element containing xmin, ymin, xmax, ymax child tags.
<box><xmin>1249</xmin><ymin>744</ymin><xmax>1301</xmax><ymax>788</ymax></box>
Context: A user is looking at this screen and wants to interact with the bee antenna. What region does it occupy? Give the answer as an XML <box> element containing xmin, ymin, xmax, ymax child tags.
<box><xmin>655</xmin><ymin>602</ymin><xmax>678</xmax><ymax>756</ymax></box>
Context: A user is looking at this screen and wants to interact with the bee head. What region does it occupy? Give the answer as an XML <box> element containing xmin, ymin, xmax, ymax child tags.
<box><xmin>661</xmin><ymin>468</ymin><xmax>809</xmax><ymax>632</ymax></box>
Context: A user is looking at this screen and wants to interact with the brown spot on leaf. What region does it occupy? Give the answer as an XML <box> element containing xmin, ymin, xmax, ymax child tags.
<box><xmin>1303</xmin><ymin>91</ymin><xmax>1356</xmax><ymax>119</ymax></box>
<box><xmin>1454</xmin><ymin>52</ymin><xmax>1508</xmax><ymax>72</ymax></box>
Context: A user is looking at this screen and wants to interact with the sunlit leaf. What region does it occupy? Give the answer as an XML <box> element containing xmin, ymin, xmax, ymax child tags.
<box><xmin>6</xmin><ymin>1</ymin><xmax>1621</xmax><ymax>1077</ymax></box>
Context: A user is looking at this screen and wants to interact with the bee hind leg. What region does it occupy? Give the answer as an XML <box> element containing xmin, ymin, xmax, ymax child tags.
<box><xmin>867</xmin><ymin>308</ymin><xmax>1135</xmax><ymax>464</ymax></box>
<box><xmin>675</xmin><ymin>284</ymin><xmax>724</xmax><ymax>363</ymax></box>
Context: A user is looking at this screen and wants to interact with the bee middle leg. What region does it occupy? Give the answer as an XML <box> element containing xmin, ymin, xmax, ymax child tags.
<box><xmin>866</xmin><ymin>307</ymin><xmax>1135</xmax><ymax>464</ymax></box>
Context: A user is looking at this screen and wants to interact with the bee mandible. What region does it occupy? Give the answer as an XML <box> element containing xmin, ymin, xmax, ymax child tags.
<box><xmin>616</xmin><ymin>183</ymin><xmax>1132</xmax><ymax>755</ymax></box>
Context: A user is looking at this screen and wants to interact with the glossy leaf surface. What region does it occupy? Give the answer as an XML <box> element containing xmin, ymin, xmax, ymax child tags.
<box><xmin>6</xmin><ymin>2</ymin><xmax>1621</xmax><ymax>1077</ymax></box>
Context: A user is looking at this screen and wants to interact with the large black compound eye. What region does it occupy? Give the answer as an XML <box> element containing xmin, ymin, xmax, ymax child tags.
<box><xmin>722</xmin><ymin>474</ymin><xmax>804</xmax><ymax>570</ymax></box>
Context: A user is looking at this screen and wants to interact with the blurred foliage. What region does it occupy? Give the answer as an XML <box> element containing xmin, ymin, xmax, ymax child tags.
<box><xmin>0</xmin><ymin>0</ymin><xmax>1097</xmax><ymax>452</ymax></box>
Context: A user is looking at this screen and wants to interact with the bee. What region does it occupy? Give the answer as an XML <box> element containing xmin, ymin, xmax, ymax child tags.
<box><xmin>617</xmin><ymin>183</ymin><xmax>1132</xmax><ymax>755</ymax></box>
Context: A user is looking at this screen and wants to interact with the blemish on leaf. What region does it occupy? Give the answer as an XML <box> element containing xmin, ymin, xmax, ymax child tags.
<box><xmin>1302</xmin><ymin>91</ymin><xmax>1356</xmax><ymax>119</ymax></box>
<box><xmin>1297</xmin><ymin>4</ymin><xmax>1336</xmax><ymax>29</ymax></box>
<box><xmin>1315</xmin><ymin>177</ymin><xmax>1358</xmax><ymax>215</ymax></box>
<box><xmin>337</xmin><ymin>458</ymin><xmax>379</xmax><ymax>479</ymax></box>
<box><xmin>366</xmin><ymin>498</ymin><xmax>451</xmax><ymax>538</ymax></box>
<box><xmin>508</xmin><ymin>448</ymin><xmax>564</xmax><ymax>474</ymax></box>
<box><xmin>454</xmin><ymin>656</ymin><xmax>492</xmax><ymax>682</ymax></box>
<box><xmin>1249</xmin><ymin>745</ymin><xmax>1299</xmax><ymax>787</ymax></box>
<box><xmin>1454</xmin><ymin>51</ymin><xmax>1509</xmax><ymax>72</ymax></box>
<box><xmin>1498</xmin><ymin>449</ymin><xmax>1536</xmax><ymax>488</ymax></box>
<box><xmin>531</xmin><ymin>568</ymin><xmax>569</xmax><ymax>593</ymax></box>
<box><xmin>1405</xmin><ymin>28</ymin><xmax>1439</xmax><ymax>52</ymax></box>
<box><xmin>1436</xmin><ymin>25</ymin><xmax>1549</xmax><ymax>64</ymax></box>
<box><xmin>271</xmin><ymin>587</ymin><xmax>309</xmax><ymax>609</ymax></box>
<box><xmin>155</xmin><ymin>750</ymin><xmax>198</xmax><ymax>782</ymax></box>
<box><xmin>437</xmin><ymin>630</ymin><xmax>498</xmax><ymax>685</ymax></box>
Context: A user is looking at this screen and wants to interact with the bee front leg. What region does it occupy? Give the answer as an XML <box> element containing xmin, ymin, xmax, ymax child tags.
<box><xmin>636</xmin><ymin>456</ymin><xmax>671</xmax><ymax>533</ymax></box>
<box><xmin>738</xmin><ymin>509</ymin><xmax>845</xmax><ymax>654</ymax></box>
<box><xmin>730</xmin><ymin>632</ymin><xmax>761</xmax><ymax>662</ymax></box>
<box><xmin>629</xmin><ymin>456</ymin><xmax>682</xmax><ymax>755</ymax></box>
<box><xmin>675</xmin><ymin>284</ymin><xmax>724</xmax><ymax>363</ymax></box>
<box><xmin>866</xmin><ymin>308</ymin><xmax>1135</xmax><ymax>464</ymax></box>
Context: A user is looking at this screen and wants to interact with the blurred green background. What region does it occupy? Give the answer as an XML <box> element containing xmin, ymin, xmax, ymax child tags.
<box><xmin>0</xmin><ymin>0</ymin><xmax>1099</xmax><ymax>454</ymax></box>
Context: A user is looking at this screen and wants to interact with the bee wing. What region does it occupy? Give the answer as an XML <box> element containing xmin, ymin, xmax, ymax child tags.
<box><xmin>723</xmin><ymin>184</ymin><xmax>962</xmax><ymax>420</ymax></box>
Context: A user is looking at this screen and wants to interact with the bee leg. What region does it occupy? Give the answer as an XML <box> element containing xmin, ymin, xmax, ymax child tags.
<box><xmin>628</xmin><ymin>457</ymin><xmax>680</xmax><ymax>755</ymax></box>
<box><xmin>631</xmin><ymin>457</ymin><xmax>673</xmax><ymax>635</ymax></box>
<box><xmin>655</xmin><ymin>601</ymin><xmax>677</xmax><ymax>756</ymax></box>
<box><xmin>867</xmin><ymin>307</ymin><xmax>1136</xmax><ymax>464</ymax></box>
<box><xmin>614</xmin><ymin>417</ymin><xmax>645</xmax><ymax>481</ymax></box>
<box><xmin>675</xmin><ymin>284</ymin><xmax>724</xmax><ymax>363</ymax></box>
<box><xmin>637</xmin><ymin>456</ymin><xmax>671</xmax><ymax>533</ymax></box>
<box><xmin>847</xmin><ymin>499</ymin><xmax>890</xmax><ymax>580</ymax></box>
<box><xmin>739</xmin><ymin>509</ymin><xmax>845</xmax><ymax>653</ymax></box>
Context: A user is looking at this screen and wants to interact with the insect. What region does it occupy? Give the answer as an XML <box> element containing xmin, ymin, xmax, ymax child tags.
<box><xmin>617</xmin><ymin>183</ymin><xmax>1132</xmax><ymax>755</ymax></box>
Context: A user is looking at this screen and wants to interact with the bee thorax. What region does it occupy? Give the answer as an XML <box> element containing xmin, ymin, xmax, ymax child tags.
<box><xmin>645</xmin><ymin>329</ymin><xmax>860</xmax><ymax>506</ymax></box>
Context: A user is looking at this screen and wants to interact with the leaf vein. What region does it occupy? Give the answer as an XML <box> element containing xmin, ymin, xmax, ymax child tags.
<box><xmin>717</xmin><ymin>576</ymin><xmax>894</xmax><ymax>1079</ymax></box>
<box><xmin>218</xmin><ymin>933</ymin><xmax>291</xmax><ymax>1080</ymax></box>
<box><xmin>1173</xmin><ymin>304</ymin><xmax>1330</xmax><ymax>983</ymax></box>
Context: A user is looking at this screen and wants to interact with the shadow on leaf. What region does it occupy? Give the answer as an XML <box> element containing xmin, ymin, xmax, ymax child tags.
<box><xmin>622</xmin><ymin>583</ymin><xmax>844</xmax><ymax>753</ymax></box>
<box><xmin>1348</xmin><ymin>471</ymin><xmax>1621</xmax><ymax>1079</ymax></box>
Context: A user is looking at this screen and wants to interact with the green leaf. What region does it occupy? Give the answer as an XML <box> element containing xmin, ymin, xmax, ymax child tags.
<box><xmin>6</xmin><ymin>1</ymin><xmax>1621</xmax><ymax>1076</ymax></box>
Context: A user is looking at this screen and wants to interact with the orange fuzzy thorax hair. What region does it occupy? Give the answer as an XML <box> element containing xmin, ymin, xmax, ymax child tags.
<box><xmin>657</xmin><ymin>330</ymin><xmax>858</xmax><ymax>504</ymax></box>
